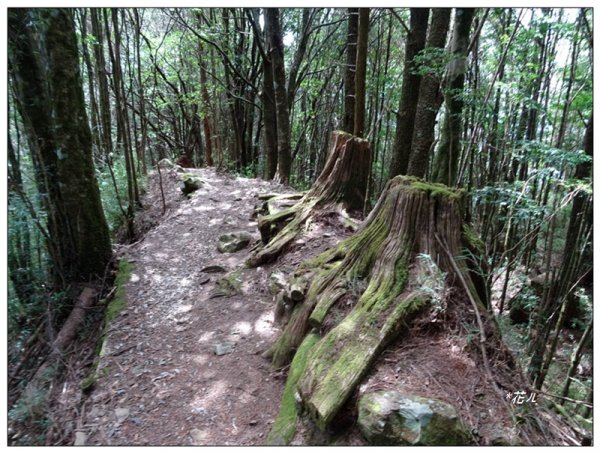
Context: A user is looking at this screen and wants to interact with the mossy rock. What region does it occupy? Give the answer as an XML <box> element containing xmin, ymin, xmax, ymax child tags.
<box><xmin>217</xmin><ymin>231</ymin><xmax>253</xmax><ymax>253</ymax></box>
<box><xmin>357</xmin><ymin>391</ymin><xmax>471</xmax><ymax>446</ymax></box>
<box><xmin>180</xmin><ymin>173</ymin><xmax>204</xmax><ymax>195</ymax></box>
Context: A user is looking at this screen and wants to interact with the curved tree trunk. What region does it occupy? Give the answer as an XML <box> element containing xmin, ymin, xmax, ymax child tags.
<box><xmin>247</xmin><ymin>131</ymin><xmax>371</xmax><ymax>267</ymax></box>
<box><xmin>264</xmin><ymin>176</ymin><xmax>494</xmax><ymax>431</ymax></box>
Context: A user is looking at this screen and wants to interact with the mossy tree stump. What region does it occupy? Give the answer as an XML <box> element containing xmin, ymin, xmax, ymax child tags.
<box><xmin>265</xmin><ymin>175</ymin><xmax>489</xmax><ymax>432</ymax></box>
<box><xmin>247</xmin><ymin>131</ymin><xmax>371</xmax><ymax>266</ymax></box>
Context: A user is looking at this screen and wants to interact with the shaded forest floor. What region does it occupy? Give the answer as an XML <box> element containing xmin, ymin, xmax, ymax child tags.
<box><xmin>68</xmin><ymin>167</ymin><xmax>580</xmax><ymax>446</ymax></box>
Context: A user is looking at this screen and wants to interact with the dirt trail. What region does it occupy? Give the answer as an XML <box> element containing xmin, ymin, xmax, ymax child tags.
<box><xmin>81</xmin><ymin>168</ymin><xmax>295</xmax><ymax>445</ymax></box>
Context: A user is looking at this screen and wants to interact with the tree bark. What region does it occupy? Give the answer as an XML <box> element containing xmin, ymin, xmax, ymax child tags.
<box><xmin>8</xmin><ymin>8</ymin><xmax>112</xmax><ymax>283</ymax></box>
<box><xmin>262</xmin><ymin>9</ymin><xmax>279</xmax><ymax>179</ymax></box>
<box><xmin>432</xmin><ymin>8</ymin><xmax>476</xmax><ymax>186</ymax></box>
<box><xmin>265</xmin><ymin>176</ymin><xmax>495</xmax><ymax>431</ymax></box>
<box><xmin>406</xmin><ymin>8</ymin><xmax>451</xmax><ymax>179</ymax></box>
<box><xmin>343</xmin><ymin>8</ymin><xmax>359</xmax><ymax>133</ymax></box>
<box><xmin>390</xmin><ymin>8</ymin><xmax>430</xmax><ymax>177</ymax></box>
<box><xmin>248</xmin><ymin>131</ymin><xmax>371</xmax><ymax>267</ymax></box>
<box><xmin>90</xmin><ymin>9</ymin><xmax>113</xmax><ymax>158</ymax></box>
<box><xmin>353</xmin><ymin>8</ymin><xmax>370</xmax><ymax>138</ymax></box>
<box><xmin>266</xmin><ymin>8</ymin><xmax>292</xmax><ymax>184</ymax></box>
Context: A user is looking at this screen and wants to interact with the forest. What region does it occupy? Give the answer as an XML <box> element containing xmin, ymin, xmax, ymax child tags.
<box><xmin>6</xmin><ymin>7</ymin><xmax>593</xmax><ymax>446</ymax></box>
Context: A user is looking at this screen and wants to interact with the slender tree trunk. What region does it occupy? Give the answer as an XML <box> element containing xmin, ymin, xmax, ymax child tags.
<box><xmin>432</xmin><ymin>8</ymin><xmax>475</xmax><ymax>186</ymax></box>
<box><xmin>78</xmin><ymin>9</ymin><xmax>102</xmax><ymax>159</ymax></box>
<box><xmin>406</xmin><ymin>8</ymin><xmax>451</xmax><ymax>179</ymax></box>
<box><xmin>390</xmin><ymin>8</ymin><xmax>430</xmax><ymax>177</ymax></box>
<box><xmin>133</xmin><ymin>9</ymin><xmax>148</xmax><ymax>175</ymax></box>
<box><xmin>198</xmin><ymin>40</ymin><xmax>215</xmax><ymax>167</ymax></box>
<box><xmin>343</xmin><ymin>8</ymin><xmax>358</xmax><ymax>133</ymax></box>
<box><xmin>267</xmin><ymin>8</ymin><xmax>292</xmax><ymax>184</ymax></box>
<box><xmin>90</xmin><ymin>9</ymin><xmax>113</xmax><ymax>158</ymax></box>
<box><xmin>353</xmin><ymin>8</ymin><xmax>369</xmax><ymax>138</ymax></box>
<box><xmin>262</xmin><ymin>9</ymin><xmax>278</xmax><ymax>179</ymax></box>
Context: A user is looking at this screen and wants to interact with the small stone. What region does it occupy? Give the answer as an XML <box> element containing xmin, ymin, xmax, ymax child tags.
<box><xmin>190</xmin><ymin>428</ymin><xmax>208</xmax><ymax>445</ymax></box>
<box><xmin>214</xmin><ymin>342</ymin><xmax>235</xmax><ymax>356</ymax></box>
<box><xmin>200</xmin><ymin>265</ymin><xmax>228</xmax><ymax>273</ymax></box>
<box><xmin>74</xmin><ymin>431</ymin><xmax>87</xmax><ymax>446</ymax></box>
<box><xmin>115</xmin><ymin>407</ymin><xmax>130</xmax><ymax>424</ymax></box>
<box><xmin>249</xmin><ymin>420</ymin><xmax>258</xmax><ymax>426</ymax></box>
<box><xmin>130</xmin><ymin>416</ymin><xmax>143</xmax><ymax>426</ymax></box>
<box><xmin>192</xmin><ymin>407</ymin><xmax>209</xmax><ymax>416</ymax></box>
<box><xmin>130</xmin><ymin>274</ymin><xmax>140</xmax><ymax>283</ymax></box>
<box><xmin>217</xmin><ymin>231</ymin><xmax>253</xmax><ymax>253</ymax></box>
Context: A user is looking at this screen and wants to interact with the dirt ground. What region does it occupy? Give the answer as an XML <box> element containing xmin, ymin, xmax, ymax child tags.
<box><xmin>78</xmin><ymin>167</ymin><xmax>350</xmax><ymax>446</ymax></box>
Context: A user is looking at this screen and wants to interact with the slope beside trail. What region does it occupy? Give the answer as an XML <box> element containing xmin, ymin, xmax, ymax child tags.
<box><xmin>80</xmin><ymin>168</ymin><xmax>314</xmax><ymax>445</ymax></box>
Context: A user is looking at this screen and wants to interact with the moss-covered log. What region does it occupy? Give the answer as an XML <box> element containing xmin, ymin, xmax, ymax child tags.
<box><xmin>247</xmin><ymin>131</ymin><xmax>371</xmax><ymax>267</ymax></box>
<box><xmin>265</xmin><ymin>176</ymin><xmax>490</xmax><ymax>434</ymax></box>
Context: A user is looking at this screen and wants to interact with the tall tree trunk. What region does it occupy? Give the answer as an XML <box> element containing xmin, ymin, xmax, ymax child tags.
<box><xmin>267</xmin><ymin>8</ymin><xmax>292</xmax><ymax>184</ymax></box>
<box><xmin>90</xmin><ymin>9</ymin><xmax>113</xmax><ymax>158</ymax></box>
<box><xmin>353</xmin><ymin>8</ymin><xmax>369</xmax><ymax>138</ymax></box>
<box><xmin>133</xmin><ymin>9</ymin><xmax>148</xmax><ymax>175</ymax></box>
<box><xmin>78</xmin><ymin>9</ymin><xmax>102</xmax><ymax>160</ymax></box>
<box><xmin>389</xmin><ymin>8</ymin><xmax>430</xmax><ymax>177</ymax></box>
<box><xmin>8</xmin><ymin>8</ymin><xmax>112</xmax><ymax>284</ymax></box>
<box><xmin>262</xmin><ymin>8</ymin><xmax>278</xmax><ymax>179</ymax></box>
<box><xmin>107</xmin><ymin>8</ymin><xmax>140</xmax><ymax>221</ymax></box>
<box><xmin>432</xmin><ymin>8</ymin><xmax>476</xmax><ymax>186</ymax></box>
<box><xmin>198</xmin><ymin>40</ymin><xmax>215</xmax><ymax>167</ymax></box>
<box><xmin>406</xmin><ymin>8</ymin><xmax>451</xmax><ymax>179</ymax></box>
<box><xmin>343</xmin><ymin>8</ymin><xmax>358</xmax><ymax>133</ymax></box>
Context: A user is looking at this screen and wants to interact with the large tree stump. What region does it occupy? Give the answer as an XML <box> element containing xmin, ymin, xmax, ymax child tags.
<box><xmin>247</xmin><ymin>131</ymin><xmax>371</xmax><ymax>267</ymax></box>
<box><xmin>264</xmin><ymin>176</ymin><xmax>492</xmax><ymax>431</ymax></box>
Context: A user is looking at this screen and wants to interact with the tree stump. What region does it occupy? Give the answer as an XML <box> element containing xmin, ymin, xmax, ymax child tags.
<box><xmin>247</xmin><ymin>131</ymin><xmax>371</xmax><ymax>267</ymax></box>
<box><xmin>264</xmin><ymin>176</ymin><xmax>494</xmax><ymax>431</ymax></box>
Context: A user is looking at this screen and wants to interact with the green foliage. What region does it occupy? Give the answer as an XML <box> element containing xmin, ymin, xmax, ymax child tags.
<box><xmin>96</xmin><ymin>155</ymin><xmax>145</xmax><ymax>234</ymax></box>
<box><xmin>412</xmin><ymin>47</ymin><xmax>451</xmax><ymax>79</ymax></box>
<box><xmin>415</xmin><ymin>253</ymin><xmax>447</xmax><ymax>313</ymax></box>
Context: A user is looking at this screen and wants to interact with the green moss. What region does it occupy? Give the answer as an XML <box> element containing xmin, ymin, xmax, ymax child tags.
<box><xmin>267</xmin><ymin>333</ymin><xmax>321</xmax><ymax>445</ymax></box>
<box><xmin>80</xmin><ymin>372</ymin><xmax>98</xmax><ymax>392</ymax></box>
<box><xmin>462</xmin><ymin>224</ymin><xmax>485</xmax><ymax>253</ymax></box>
<box><xmin>410</xmin><ymin>180</ymin><xmax>463</xmax><ymax>199</ymax></box>
<box><xmin>215</xmin><ymin>270</ymin><xmax>243</xmax><ymax>296</ymax></box>
<box><xmin>106</xmin><ymin>259</ymin><xmax>133</xmax><ymax>324</ymax></box>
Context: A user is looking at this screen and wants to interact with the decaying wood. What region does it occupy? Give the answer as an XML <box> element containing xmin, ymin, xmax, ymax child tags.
<box><xmin>264</xmin><ymin>175</ymin><xmax>497</xmax><ymax>433</ymax></box>
<box><xmin>17</xmin><ymin>287</ymin><xmax>98</xmax><ymax>411</ymax></box>
<box><xmin>247</xmin><ymin>131</ymin><xmax>371</xmax><ymax>267</ymax></box>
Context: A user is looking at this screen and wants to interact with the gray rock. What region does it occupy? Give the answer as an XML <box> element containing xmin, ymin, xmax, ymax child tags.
<box><xmin>357</xmin><ymin>391</ymin><xmax>471</xmax><ymax>446</ymax></box>
<box><xmin>180</xmin><ymin>174</ymin><xmax>204</xmax><ymax>195</ymax></box>
<box><xmin>74</xmin><ymin>431</ymin><xmax>87</xmax><ymax>446</ymax></box>
<box><xmin>214</xmin><ymin>342</ymin><xmax>235</xmax><ymax>356</ymax></box>
<box><xmin>217</xmin><ymin>231</ymin><xmax>253</xmax><ymax>253</ymax></box>
<box><xmin>115</xmin><ymin>407</ymin><xmax>130</xmax><ymax>424</ymax></box>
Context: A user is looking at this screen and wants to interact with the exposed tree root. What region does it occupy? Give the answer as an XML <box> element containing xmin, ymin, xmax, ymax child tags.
<box><xmin>264</xmin><ymin>175</ymin><xmax>498</xmax><ymax>433</ymax></box>
<box><xmin>247</xmin><ymin>131</ymin><xmax>371</xmax><ymax>267</ymax></box>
